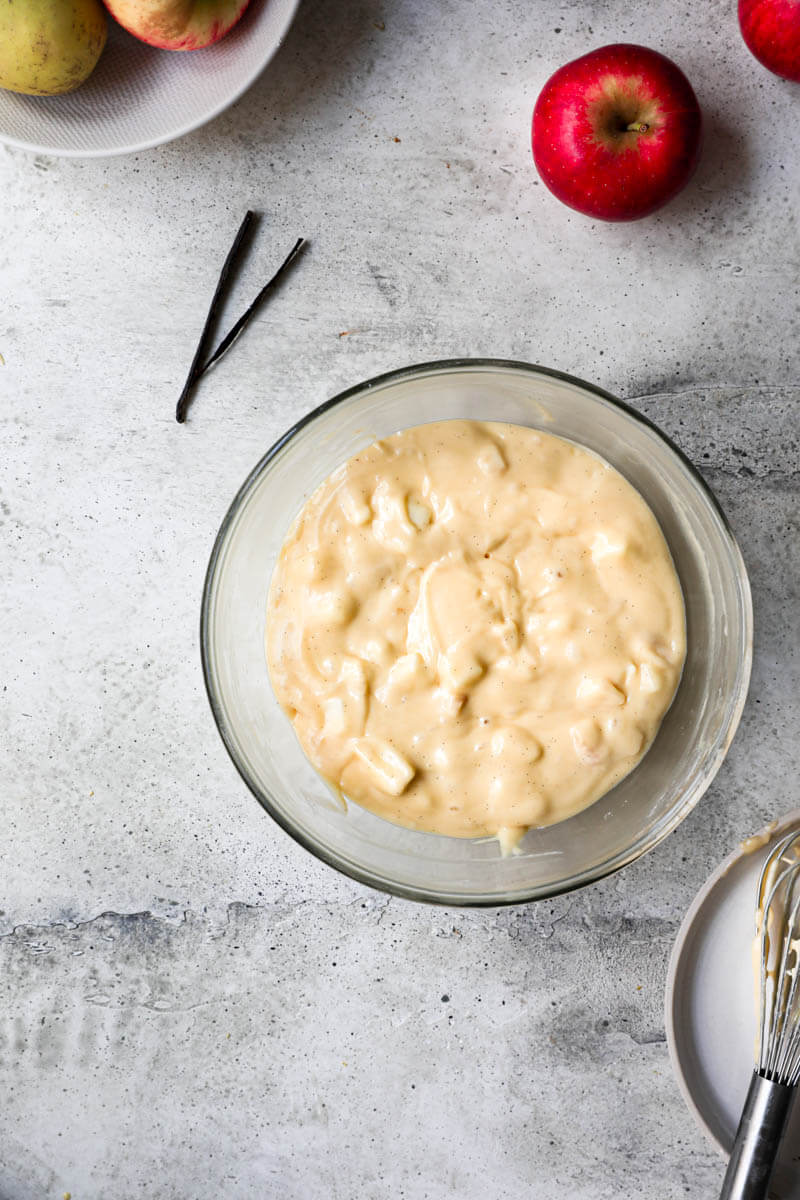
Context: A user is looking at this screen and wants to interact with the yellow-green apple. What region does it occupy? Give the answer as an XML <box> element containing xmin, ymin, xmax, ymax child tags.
<box><xmin>103</xmin><ymin>0</ymin><xmax>251</xmax><ymax>50</ymax></box>
<box><xmin>532</xmin><ymin>44</ymin><xmax>702</xmax><ymax>221</ymax></box>
<box><xmin>0</xmin><ymin>0</ymin><xmax>107</xmax><ymax>95</ymax></box>
<box><xmin>739</xmin><ymin>0</ymin><xmax>800</xmax><ymax>81</ymax></box>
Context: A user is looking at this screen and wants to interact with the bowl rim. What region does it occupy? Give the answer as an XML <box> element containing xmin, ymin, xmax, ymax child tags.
<box><xmin>200</xmin><ymin>356</ymin><xmax>754</xmax><ymax>906</ymax></box>
<box><xmin>0</xmin><ymin>0</ymin><xmax>300</xmax><ymax>160</ymax></box>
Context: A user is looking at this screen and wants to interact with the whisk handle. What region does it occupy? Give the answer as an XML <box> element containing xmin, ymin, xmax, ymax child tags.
<box><xmin>719</xmin><ymin>1072</ymin><xmax>796</xmax><ymax>1200</ymax></box>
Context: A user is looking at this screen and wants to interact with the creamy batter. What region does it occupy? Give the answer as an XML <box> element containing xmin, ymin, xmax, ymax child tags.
<box><xmin>266</xmin><ymin>419</ymin><xmax>686</xmax><ymax>843</ymax></box>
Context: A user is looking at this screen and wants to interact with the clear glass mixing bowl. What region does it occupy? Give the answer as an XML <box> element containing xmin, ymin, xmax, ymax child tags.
<box><xmin>201</xmin><ymin>360</ymin><xmax>752</xmax><ymax>905</ymax></box>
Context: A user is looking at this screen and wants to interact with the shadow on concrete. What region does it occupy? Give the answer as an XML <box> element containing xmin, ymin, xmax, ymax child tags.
<box><xmin>174</xmin><ymin>0</ymin><xmax>386</xmax><ymax>155</ymax></box>
<box><xmin>654</xmin><ymin>105</ymin><xmax>753</xmax><ymax>231</ymax></box>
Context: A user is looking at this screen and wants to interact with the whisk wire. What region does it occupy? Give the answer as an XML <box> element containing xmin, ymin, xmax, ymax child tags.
<box><xmin>756</xmin><ymin>831</ymin><xmax>800</xmax><ymax>1086</ymax></box>
<box><xmin>772</xmin><ymin>889</ymin><xmax>800</xmax><ymax>1084</ymax></box>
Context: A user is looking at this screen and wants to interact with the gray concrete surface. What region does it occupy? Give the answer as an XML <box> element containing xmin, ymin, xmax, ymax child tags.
<box><xmin>1</xmin><ymin>0</ymin><xmax>799</xmax><ymax>1196</ymax></box>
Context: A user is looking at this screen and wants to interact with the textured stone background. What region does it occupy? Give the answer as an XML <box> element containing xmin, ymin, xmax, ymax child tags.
<box><xmin>1</xmin><ymin>0</ymin><xmax>799</xmax><ymax>1196</ymax></box>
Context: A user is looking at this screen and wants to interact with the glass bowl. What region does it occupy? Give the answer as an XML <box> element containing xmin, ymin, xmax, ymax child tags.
<box><xmin>201</xmin><ymin>359</ymin><xmax>752</xmax><ymax>906</ymax></box>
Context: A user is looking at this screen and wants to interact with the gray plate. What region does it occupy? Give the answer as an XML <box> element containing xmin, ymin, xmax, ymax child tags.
<box><xmin>666</xmin><ymin>811</ymin><xmax>800</xmax><ymax>1199</ymax></box>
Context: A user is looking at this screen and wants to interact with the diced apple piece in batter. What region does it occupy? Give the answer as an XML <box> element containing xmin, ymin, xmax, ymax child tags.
<box><xmin>602</xmin><ymin>715</ymin><xmax>645</xmax><ymax>757</ymax></box>
<box><xmin>590</xmin><ymin>530</ymin><xmax>627</xmax><ymax>560</ymax></box>
<box><xmin>490</xmin><ymin>726</ymin><xmax>542</xmax><ymax>763</ymax></box>
<box><xmin>390</xmin><ymin>651</ymin><xmax>427</xmax><ymax>687</ymax></box>
<box><xmin>348</xmin><ymin>635</ymin><xmax>391</xmax><ymax>667</ymax></box>
<box><xmin>489</xmin><ymin>776</ymin><xmax>548</xmax><ymax>823</ymax></box>
<box><xmin>630</xmin><ymin>633</ymin><xmax>675</xmax><ymax>665</ymax></box>
<box><xmin>432</xmin><ymin>688</ymin><xmax>466</xmax><ymax>719</ymax></box>
<box><xmin>440</xmin><ymin>646</ymin><xmax>484</xmax><ymax>690</ymax></box>
<box><xmin>496</xmin><ymin>826</ymin><xmax>528</xmax><ymax>856</ymax></box>
<box><xmin>337</xmin><ymin>657</ymin><xmax>367</xmax><ymax>731</ymax></box>
<box><xmin>430</xmin><ymin>738</ymin><xmax>452</xmax><ymax>769</ymax></box>
<box><xmin>322</xmin><ymin>697</ymin><xmax>348</xmax><ymax>736</ymax></box>
<box><xmin>406</xmin><ymin>497</ymin><xmax>432</xmax><ymax>530</ymax></box>
<box><xmin>576</xmin><ymin>674</ymin><xmax>626</xmax><ymax>706</ymax></box>
<box><xmin>352</xmin><ymin>738</ymin><xmax>415</xmax><ymax>795</ymax></box>
<box><xmin>494</xmin><ymin>619</ymin><xmax>520</xmax><ymax>655</ymax></box>
<box><xmin>376</xmin><ymin>652</ymin><xmax>428</xmax><ymax>704</ymax></box>
<box><xmin>532</xmin><ymin>488</ymin><xmax>571</xmax><ymax>532</ymax></box>
<box><xmin>308</xmin><ymin>588</ymin><xmax>356</xmax><ymax>625</ymax></box>
<box><xmin>570</xmin><ymin>718</ymin><xmax>608</xmax><ymax>765</ymax></box>
<box><xmin>477</xmin><ymin>441</ymin><xmax>507</xmax><ymax>475</ymax></box>
<box><xmin>370</xmin><ymin>480</ymin><xmax>415</xmax><ymax>551</ymax></box>
<box><xmin>339</xmin><ymin>656</ymin><xmax>366</xmax><ymax>690</ymax></box>
<box><xmin>339</xmin><ymin>485</ymin><xmax>372</xmax><ymax>526</ymax></box>
<box><xmin>639</xmin><ymin>662</ymin><xmax>664</xmax><ymax>694</ymax></box>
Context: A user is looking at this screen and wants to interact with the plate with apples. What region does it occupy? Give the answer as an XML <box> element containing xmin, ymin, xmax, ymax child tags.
<box><xmin>0</xmin><ymin>0</ymin><xmax>300</xmax><ymax>158</ymax></box>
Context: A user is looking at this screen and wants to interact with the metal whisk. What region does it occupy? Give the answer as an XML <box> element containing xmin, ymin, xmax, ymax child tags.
<box><xmin>720</xmin><ymin>829</ymin><xmax>800</xmax><ymax>1200</ymax></box>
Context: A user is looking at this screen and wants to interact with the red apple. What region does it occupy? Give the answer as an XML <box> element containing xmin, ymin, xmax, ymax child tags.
<box><xmin>739</xmin><ymin>0</ymin><xmax>800</xmax><ymax>81</ymax></box>
<box><xmin>532</xmin><ymin>44</ymin><xmax>702</xmax><ymax>221</ymax></box>
<box><xmin>103</xmin><ymin>0</ymin><xmax>251</xmax><ymax>50</ymax></box>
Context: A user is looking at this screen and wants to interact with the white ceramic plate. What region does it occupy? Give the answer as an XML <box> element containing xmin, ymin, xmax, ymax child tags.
<box><xmin>0</xmin><ymin>0</ymin><xmax>298</xmax><ymax>158</ymax></box>
<box><xmin>666</xmin><ymin>811</ymin><xmax>800</xmax><ymax>1199</ymax></box>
